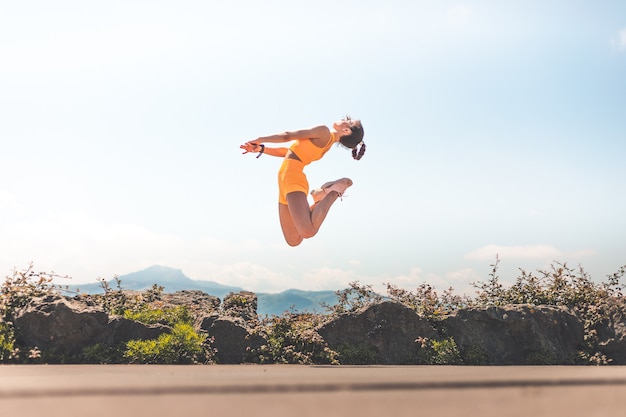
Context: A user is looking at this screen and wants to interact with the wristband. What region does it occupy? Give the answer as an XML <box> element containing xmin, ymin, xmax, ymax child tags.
<box><xmin>256</xmin><ymin>144</ymin><xmax>265</xmax><ymax>158</ymax></box>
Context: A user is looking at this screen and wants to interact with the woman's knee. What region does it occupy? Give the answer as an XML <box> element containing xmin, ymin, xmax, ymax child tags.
<box><xmin>299</xmin><ymin>227</ymin><xmax>317</xmax><ymax>239</ymax></box>
<box><xmin>285</xmin><ymin>235</ymin><xmax>304</xmax><ymax>247</ymax></box>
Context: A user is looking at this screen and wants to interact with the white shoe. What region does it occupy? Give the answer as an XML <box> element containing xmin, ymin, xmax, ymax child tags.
<box><xmin>310</xmin><ymin>178</ymin><xmax>353</xmax><ymax>203</ymax></box>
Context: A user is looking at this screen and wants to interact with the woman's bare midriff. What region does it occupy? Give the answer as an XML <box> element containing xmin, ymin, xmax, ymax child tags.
<box><xmin>286</xmin><ymin>150</ymin><xmax>302</xmax><ymax>161</ymax></box>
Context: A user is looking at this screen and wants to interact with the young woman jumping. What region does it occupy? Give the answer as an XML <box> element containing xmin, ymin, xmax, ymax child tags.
<box><xmin>240</xmin><ymin>116</ymin><xmax>365</xmax><ymax>246</ymax></box>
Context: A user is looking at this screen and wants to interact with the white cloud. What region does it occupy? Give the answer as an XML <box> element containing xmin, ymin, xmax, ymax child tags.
<box><xmin>383</xmin><ymin>267</ymin><xmax>461</xmax><ymax>291</ymax></box>
<box><xmin>1</xmin><ymin>210</ymin><xmax>181</xmax><ymax>280</ymax></box>
<box><xmin>464</xmin><ymin>244</ymin><xmax>562</xmax><ymax>261</ymax></box>
<box><xmin>464</xmin><ymin>245</ymin><xmax>598</xmax><ymax>265</ymax></box>
<box><xmin>0</xmin><ymin>202</ymin><xmax>366</xmax><ymax>294</ymax></box>
<box><xmin>301</xmin><ymin>267</ymin><xmax>362</xmax><ymax>293</ymax></box>
<box><xmin>0</xmin><ymin>205</ymin><xmax>267</xmax><ymax>285</ymax></box>
<box><xmin>445</xmin><ymin>268</ymin><xmax>482</xmax><ymax>294</ymax></box>
<box><xmin>386</xmin><ymin>267</ymin><xmax>429</xmax><ymax>288</ymax></box>
<box><xmin>191</xmin><ymin>261</ymin><xmax>293</xmax><ymax>294</ymax></box>
<box><xmin>354</xmin><ymin>266</ymin><xmax>480</xmax><ymax>298</ymax></box>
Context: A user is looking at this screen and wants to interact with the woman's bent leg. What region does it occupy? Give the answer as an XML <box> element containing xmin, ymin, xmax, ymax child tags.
<box><xmin>286</xmin><ymin>191</ymin><xmax>339</xmax><ymax>240</ymax></box>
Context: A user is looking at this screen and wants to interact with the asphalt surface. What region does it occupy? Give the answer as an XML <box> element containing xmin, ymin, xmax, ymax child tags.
<box><xmin>1</xmin><ymin>365</ymin><xmax>626</xmax><ymax>417</ymax></box>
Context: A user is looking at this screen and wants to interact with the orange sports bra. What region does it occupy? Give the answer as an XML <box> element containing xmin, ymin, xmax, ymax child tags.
<box><xmin>289</xmin><ymin>132</ymin><xmax>336</xmax><ymax>165</ymax></box>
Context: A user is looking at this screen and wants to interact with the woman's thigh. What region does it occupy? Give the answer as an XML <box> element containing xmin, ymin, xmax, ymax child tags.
<box><xmin>286</xmin><ymin>191</ymin><xmax>316</xmax><ymax>238</ymax></box>
<box><xmin>278</xmin><ymin>202</ymin><xmax>303</xmax><ymax>246</ymax></box>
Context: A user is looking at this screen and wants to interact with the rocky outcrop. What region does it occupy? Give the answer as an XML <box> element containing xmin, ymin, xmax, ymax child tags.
<box><xmin>13</xmin><ymin>295</ymin><xmax>169</xmax><ymax>354</ymax></box>
<box><xmin>197</xmin><ymin>291</ymin><xmax>265</xmax><ymax>364</ymax></box>
<box><xmin>198</xmin><ymin>314</ymin><xmax>266</xmax><ymax>364</ymax></box>
<box><xmin>160</xmin><ymin>290</ymin><xmax>220</xmax><ymax>316</ymax></box>
<box><xmin>595</xmin><ymin>298</ymin><xmax>626</xmax><ymax>364</ymax></box>
<box><xmin>222</xmin><ymin>291</ymin><xmax>258</xmax><ymax>324</ymax></box>
<box><xmin>11</xmin><ymin>290</ymin><xmax>265</xmax><ymax>363</ymax></box>
<box><xmin>10</xmin><ymin>290</ymin><xmax>626</xmax><ymax>365</ymax></box>
<box><xmin>440</xmin><ymin>304</ymin><xmax>584</xmax><ymax>365</ymax></box>
<box><xmin>317</xmin><ymin>301</ymin><xmax>438</xmax><ymax>364</ymax></box>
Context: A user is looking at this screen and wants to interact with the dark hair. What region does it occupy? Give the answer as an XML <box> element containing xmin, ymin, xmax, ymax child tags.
<box><xmin>338</xmin><ymin>118</ymin><xmax>366</xmax><ymax>160</ymax></box>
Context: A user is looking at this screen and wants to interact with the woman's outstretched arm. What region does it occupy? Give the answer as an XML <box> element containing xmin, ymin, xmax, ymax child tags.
<box><xmin>240</xmin><ymin>125</ymin><xmax>330</xmax><ymax>157</ymax></box>
<box><xmin>240</xmin><ymin>142</ymin><xmax>288</xmax><ymax>158</ymax></box>
<box><xmin>247</xmin><ymin>125</ymin><xmax>329</xmax><ymax>145</ymax></box>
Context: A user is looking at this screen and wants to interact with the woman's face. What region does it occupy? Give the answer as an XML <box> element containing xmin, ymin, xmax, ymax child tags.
<box><xmin>333</xmin><ymin>118</ymin><xmax>361</xmax><ymax>133</ymax></box>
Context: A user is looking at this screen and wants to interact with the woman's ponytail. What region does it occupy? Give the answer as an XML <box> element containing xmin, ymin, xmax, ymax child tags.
<box><xmin>352</xmin><ymin>142</ymin><xmax>366</xmax><ymax>160</ymax></box>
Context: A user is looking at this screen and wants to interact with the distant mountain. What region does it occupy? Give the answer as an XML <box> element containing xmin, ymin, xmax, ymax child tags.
<box><xmin>66</xmin><ymin>265</ymin><xmax>339</xmax><ymax>316</ymax></box>
<box><xmin>68</xmin><ymin>265</ymin><xmax>244</xmax><ymax>299</ymax></box>
<box><xmin>257</xmin><ymin>289</ymin><xmax>338</xmax><ymax>316</ymax></box>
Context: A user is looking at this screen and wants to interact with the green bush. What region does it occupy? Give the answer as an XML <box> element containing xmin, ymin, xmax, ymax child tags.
<box><xmin>526</xmin><ymin>349</ymin><xmax>557</xmax><ymax>365</ymax></box>
<box><xmin>124</xmin><ymin>323</ymin><xmax>207</xmax><ymax>364</ymax></box>
<box><xmin>335</xmin><ymin>342</ymin><xmax>378</xmax><ymax>365</ymax></box>
<box><xmin>385</xmin><ymin>282</ymin><xmax>470</xmax><ymax>319</ymax></box>
<box><xmin>0</xmin><ymin>322</ymin><xmax>16</xmax><ymax>362</ymax></box>
<box><xmin>430</xmin><ymin>337</ymin><xmax>463</xmax><ymax>365</ymax></box>
<box><xmin>459</xmin><ymin>344</ymin><xmax>490</xmax><ymax>365</ymax></box>
<box><xmin>80</xmin><ymin>343</ymin><xmax>126</xmax><ymax>364</ymax></box>
<box><xmin>123</xmin><ymin>305</ymin><xmax>192</xmax><ymax>327</ymax></box>
<box><xmin>415</xmin><ymin>337</ymin><xmax>463</xmax><ymax>365</ymax></box>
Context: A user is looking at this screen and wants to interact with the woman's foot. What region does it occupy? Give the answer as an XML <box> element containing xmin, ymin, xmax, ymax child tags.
<box><xmin>310</xmin><ymin>178</ymin><xmax>353</xmax><ymax>203</ymax></box>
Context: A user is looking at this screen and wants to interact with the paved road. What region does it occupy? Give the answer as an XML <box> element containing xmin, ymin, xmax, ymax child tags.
<box><xmin>1</xmin><ymin>365</ymin><xmax>626</xmax><ymax>417</ymax></box>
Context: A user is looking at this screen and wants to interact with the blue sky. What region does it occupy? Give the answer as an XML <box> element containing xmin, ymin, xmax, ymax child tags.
<box><xmin>1</xmin><ymin>1</ymin><xmax>625</xmax><ymax>295</ymax></box>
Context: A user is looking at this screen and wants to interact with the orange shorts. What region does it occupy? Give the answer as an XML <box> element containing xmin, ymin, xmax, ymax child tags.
<box><xmin>277</xmin><ymin>158</ymin><xmax>308</xmax><ymax>205</ymax></box>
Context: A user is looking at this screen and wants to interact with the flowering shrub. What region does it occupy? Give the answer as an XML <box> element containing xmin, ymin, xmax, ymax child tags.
<box><xmin>246</xmin><ymin>312</ymin><xmax>338</xmax><ymax>364</ymax></box>
<box><xmin>471</xmin><ymin>257</ymin><xmax>625</xmax><ymax>364</ymax></box>
<box><xmin>0</xmin><ymin>264</ymin><xmax>69</xmax><ymax>363</ymax></box>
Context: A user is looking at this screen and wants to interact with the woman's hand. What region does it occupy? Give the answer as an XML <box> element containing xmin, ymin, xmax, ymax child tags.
<box><xmin>240</xmin><ymin>141</ymin><xmax>262</xmax><ymax>155</ymax></box>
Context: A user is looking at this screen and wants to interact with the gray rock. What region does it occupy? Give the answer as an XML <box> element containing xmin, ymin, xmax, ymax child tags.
<box><xmin>13</xmin><ymin>295</ymin><xmax>169</xmax><ymax>355</ymax></box>
<box><xmin>222</xmin><ymin>291</ymin><xmax>258</xmax><ymax>323</ymax></box>
<box><xmin>595</xmin><ymin>298</ymin><xmax>626</xmax><ymax>364</ymax></box>
<box><xmin>12</xmin><ymin>291</ymin><xmax>604</xmax><ymax>366</ymax></box>
<box><xmin>317</xmin><ymin>301</ymin><xmax>438</xmax><ymax>364</ymax></box>
<box><xmin>441</xmin><ymin>304</ymin><xmax>584</xmax><ymax>365</ymax></box>
<box><xmin>14</xmin><ymin>295</ymin><xmax>108</xmax><ymax>352</ymax></box>
<box><xmin>200</xmin><ymin>315</ymin><xmax>265</xmax><ymax>364</ymax></box>
<box><xmin>105</xmin><ymin>316</ymin><xmax>170</xmax><ymax>345</ymax></box>
<box><xmin>161</xmin><ymin>290</ymin><xmax>220</xmax><ymax>315</ymax></box>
